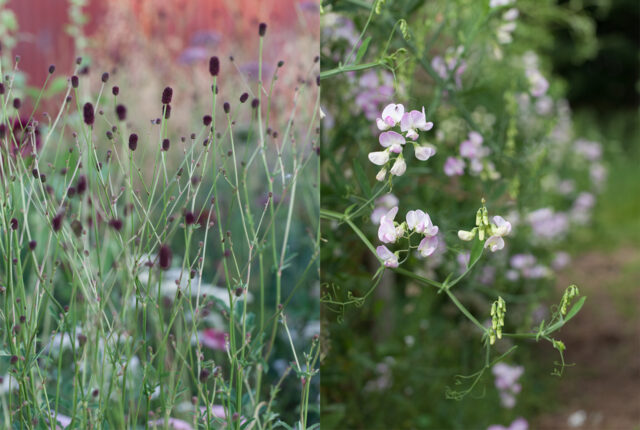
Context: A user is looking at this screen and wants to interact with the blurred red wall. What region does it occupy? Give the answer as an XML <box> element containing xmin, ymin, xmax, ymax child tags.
<box><xmin>7</xmin><ymin>0</ymin><xmax>311</xmax><ymax>85</ymax></box>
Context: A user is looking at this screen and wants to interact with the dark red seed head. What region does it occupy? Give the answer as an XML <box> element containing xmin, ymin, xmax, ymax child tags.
<box><xmin>239</xmin><ymin>93</ymin><xmax>248</xmax><ymax>103</ymax></box>
<box><xmin>51</xmin><ymin>212</ymin><xmax>64</xmax><ymax>232</ymax></box>
<box><xmin>112</xmin><ymin>86</ymin><xmax>119</xmax><ymax>96</ymax></box>
<box><xmin>161</xmin><ymin>86</ymin><xmax>173</xmax><ymax>104</ymax></box>
<box><xmin>163</xmin><ymin>104</ymin><xmax>171</xmax><ymax>119</ymax></box>
<box><xmin>158</xmin><ymin>244</ymin><xmax>172</xmax><ymax>270</ymax></box>
<box><xmin>199</xmin><ymin>368</ymin><xmax>210</xmax><ymax>382</ymax></box>
<box><xmin>251</xmin><ymin>98</ymin><xmax>259</xmax><ymax>109</ymax></box>
<box><xmin>209</xmin><ymin>56</ymin><xmax>219</xmax><ymax>76</ymax></box>
<box><xmin>203</xmin><ymin>115</ymin><xmax>212</xmax><ymax>126</ymax></box>
<box><xmin>48</xmin><ymin>64</ymin><xmax>56</xmax><ymax>74</ymax></box>
<box><xmin>76</xmin><ymin>175</ymin><xmax>87</xmax><ymax>195</ymax></box>
<box><xmin>83</xmin><ymin>102</ymin><xmax>95</xmax><ymax>126</ymax></box>
<box><xmin>258</xmin><ymin>22</ymin><xmax>267</xmax><ymax>37</ymax></box>
<box><xmin>277</xmin><ymin>60</ymin><xmax>284</xmax><ymax>68</ymax></box>
<box><xmin>28</xmin><ymin>240</ymin><xmax>37</xmax><ymax>251</ymax></box>
<box><xmin>13</xmin><ymin>98</ymin><xmax>21</xmax><ymax>109</ymax></box>
<box><xmin>10</xmin><ymin>218</ymin><xmax>18</xmax><ymax>230</ymax></box>
<box><xmin>116</xmin><ymin>104</ymin><xmax>127</xmax><ymax>121</ymax></box>
<box><xmin>101</xmin><ymin>72</ymin><xmax>109</xmax><ymax>83</ymax></box>
<box><xmin>109</xmin><ymin>218</ymin><xmax>123</xmax><ymax>231</ymax></box>
<box><xmin>185</xmin><ymin>211</ymin><xmax>195</xmax><ymax>225</ymax></box>
<box><xmin>0</xmin><ymin>83</ymin><xmax>4</xmax><ymax>94</ymax></box>
<box><xmin>162</xmin><ymin>138</ymin><xmax>170</xmax><ymax>151</ymax></box>
<box><xmin>0</xmin><ymin>124</ymin><xmax>5</xmax><ymax>139</ymax></box>
<box><xmin>71</xmin><ymin>75</ymin><xmax>79</xmax><ymax>88</ymax></box>
<box><xmin>10</xmin><ymin>355</ymin><xmax>18</xmax><ymax>365</ymax></box>
<box><xmin>128</xmin><ymin>133</ymin><xmax>138</xmax><ymax>151</ymax></box>
<box><xmin>223</xmin><ymin>102</ymin><xmax>230</xmax><ymax>114</ymax></box>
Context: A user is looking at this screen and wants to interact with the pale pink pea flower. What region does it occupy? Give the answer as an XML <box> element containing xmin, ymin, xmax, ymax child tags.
<box><xmin>418</xmin><ymin>236</ymin><xmax>439</xmax><ymax>257</ymax></box>
<box><xmin>376</xmin><ymin>103</ymin><xmax>405</xmax><ymax>130</ymax></box>
<box><xmin>444</xmin><ymin>156</ymin><xmax>465</xmax><ymax>176</ymax></box>
<box><xmin>414</xmin><ymin>144</ymin><xmax>436</xmax><ymax>161</ymax></box>
<box><xmin>378</xmin><ymin>207</ymin><xmax>399</xmax><ymax>244</ymax></box>
<box><xmin>405</xmin><ymin>210</ymin><xmax>439</xmax><ymax>236</ymax></box>
<box><xmin>487</xmin><ymin>418</ymin><xmax>528</xmax><ymax>430</ymax></box>
<box><xmin>378</xmin><ymin>131</ymin><xmax>406</xmax><ymax>153</ymax></box>
<box><xmin>400</xmin><ymin>107</ymin><xmax>433</xmax><ymax>140</ymax></box>
<box><xmin>376</xmin><ymin>245</ymin><xmax>399</xmax><ymax>268</ymax></box>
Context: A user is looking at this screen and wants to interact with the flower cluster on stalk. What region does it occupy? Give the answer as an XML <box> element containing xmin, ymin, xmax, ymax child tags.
<box><xmin>368</xmin><ymin>103</ymin><xmax>436</xmax><ymax>181</ymax></box>
<box><xmin>458</xmin><ymin>200</ymin><xmax>512</xmax><ymax>252</ymax></box>
<box><xmin>375</xmin><ymin>205</ymin><xmax>440</xmax><ymax>269</ymax></box>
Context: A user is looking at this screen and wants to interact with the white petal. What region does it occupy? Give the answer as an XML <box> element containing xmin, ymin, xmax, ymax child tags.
<box><xmin>368</xmin><ymin>150</ymin><xmax>389</xmax><ymax>166</ymax></box>
<box><xmin>458</xmin><ymin>230</ymin><xmax>475</xmax><ymax>241</ymax></box>
<box><xmin>484</xmin><ymin>235</ymin><xmax>505</xmax><ymax>252</ymax></box>
<box><xmin>390</xmin><ymin>157</ymin><xmax>406</xmax><ymax>176</ymax></box>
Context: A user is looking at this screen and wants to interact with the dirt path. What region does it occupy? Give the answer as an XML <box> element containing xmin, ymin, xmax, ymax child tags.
<box><xmin>535</xmin><ymin>246</ymin><xmax>640</xmax><ymax>429</ymax></box>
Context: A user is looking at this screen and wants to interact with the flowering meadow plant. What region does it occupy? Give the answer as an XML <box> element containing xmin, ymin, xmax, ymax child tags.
<box><xmin>0</xmin><ymin>19</ymin><xmax>319</xmax><ymax>429</ymax></box>
<box><xmin>320</xmin><ymin>0</ymin><xmax>601</xmax><ymax>428</ymax></box>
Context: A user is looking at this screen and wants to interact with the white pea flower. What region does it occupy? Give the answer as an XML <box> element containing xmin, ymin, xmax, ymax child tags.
<box><xmin>376</xmin><ymin>245</ymin><xmax>399</xmax><ymax>268</ymax></box>
<box><xmin>484</xmin><ymin>235</ymin><xmax>505</xmax><ymax>252</ymax></box>
<box><xmin>368</xmin><ymin>150</ymin><xmax>390</xmax><ymax>166</ymax></box>
<box><xmin>389</xmin><ymin>156</ymin><xmax>407</xmax><ymax>176</ymax></box>
<box><xmin>503</xmin><ymin>8</ymin><xmax>519</xmax><ymax>21</ymax></box>
<box><xmin>406</xmin><ymin>210</ymin><xmax>439</xmax><ymax>236</ymax></box>
<box><xmin>376</xmin><ymin>168</ymin><xmax>387</xmax><ymax>182</ymax></box>
<box><xmin>376</xmin><ymin>103</ymin><xmax>405</xmax><ymax>130</ymax></box>
<box><xmin>400</xmin><ymin>107</ymin><xmax>433</xmax><ymax>140</ymax></box>
<box><xmin>378</xmin><ymin>206</ymin><xmax>399</xmax><ymax>244</ymax></box>
<box><xmin>458</xmin><ymin>230</ymin><xmax>475</xmax><ymax>241</ymax></box>
<box><xmin>379</xmin><ymin>131</ymin><xmax>406</xmax><ymax>153</ymax></box>
<box><xmin>484</xmin><ymin>215</ymin><xmax>512</xmax><ymax>252</ymax></box>
<box><xmin>492</xmin><ymin>216</ymin><xmax>512</xmax><ymax>236</ymax></box>
<box><xmin>414</xmin><ymin>144</ymin><xmax>436</xmax><ymax>161</ymax></box>
<box><xmin>418</xmin><ymin>235</ymin><xmax>439</xmax><ymax>257</ymax></box>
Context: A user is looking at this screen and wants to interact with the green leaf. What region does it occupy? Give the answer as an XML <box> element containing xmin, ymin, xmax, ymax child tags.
<box><xmin>564</xmin><ymin>296</ymin><xmax>586</xmax><ymax>323</ymax></box>
<box><xmin>468</xmin><ymin>235</ymin><xmax>483</xmax><ymax>269</ymax></box>
<box><xmin>355</xmin><ymin>36</ymin><xmax>372</xmax><ymax>64</ymax></box>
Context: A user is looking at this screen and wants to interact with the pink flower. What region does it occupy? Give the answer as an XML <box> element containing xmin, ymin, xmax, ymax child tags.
<box><xmin>459</xmin><ymin>131</ymin><xmax>486</xmax><ymax>159</ymax></box>
<box><xmin>418</xmin><ymin>235</ymin><xmax>438</xmax><ymax>257</ymax></box>
<box><xmin>414</xmin><ymin>144</ymin><xmax>436</xmax><ymax>161</ymax></box>
<box><xmin>444</xmin><ymin>156</ymin><xmax>465</xmax><ymax>176</ymax></box>
<box><xmin>488</xmin><ymin>418</ymin><xmax>528</xmax><ymax>430</ymax></box>
<box><xmin>201</xmin><ymin>328</ymin><xmax>227</xmax><ymax>351</ymax></box>
<box><xmin>400</xmin><ymin>107</ymin><xmax>433</xmax><ymax>140</ymax></box>
<box><xmin>148</xmin><ymin>418</ymin><xmax>193</xmax><ymax>430</ymax></box>
<box><xmin>405</xmin><ymin>210</ymin><xmax>439</xmax><ymax>236</ymax></box>
<box><xmin>379</xmin><ymin>131</ymin><xmax>406</xmax><ymax>153</ymax></box>
<box><xmin>574</xmin><ymin>139</ymin><xmax>602</xmax><ymax>161</ymax></box>
<box><xmin>378</xmin><ymin>207</ymin><xmax>399</xmax><ymax>244</ymax></box>
<box><xmin>376</xmin><ymin>245</ymin><xmax>399</xmax><ymax>268</ymax></box>
<box><xmin>492</xmin><ymin>362</ymin><xmax>524</xmax><ymax>408</ymax></box>
<box><xmin>527</xmin><ymin>69</ymin><xmax>549</xmax><ymax>97</ymax></box>
<box><xmin>376</xmin><ymin>103</ymin><xmax>405</xmax><ymax>130</ymax></box>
